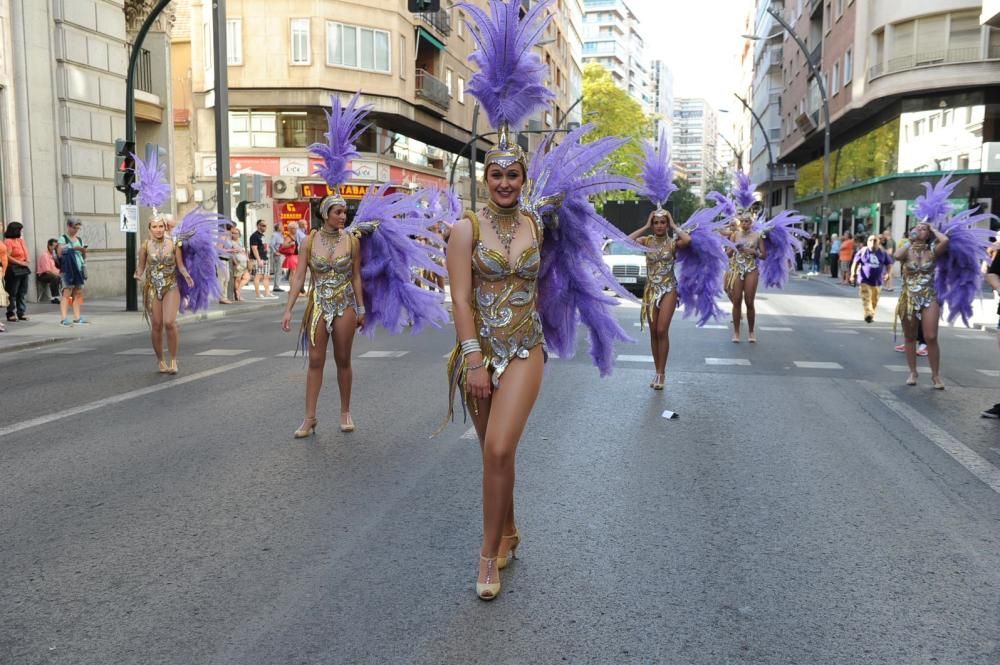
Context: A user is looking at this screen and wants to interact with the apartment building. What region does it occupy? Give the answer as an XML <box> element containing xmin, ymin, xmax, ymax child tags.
<box><xmin>177</xmin><ymin>0</ymin><xmax>583</xmax><ymax>228</ymax></box>
<box><xmin>774</xmin><ymin>0</ymin><xmax>1000</xmax><ymax>241</ymax></box>
<box><xmin>672</xmin><ymin>98</ymin><xmax>718</xmax><ymax>199</ymax></box>
<box><xmin>649</xmin><ymin>59</ymin><xmax>675</xmax><ymax>139</ymax></box>
<box><xmin>582</xmin><ymin>0</ymin><xmax>652</xmax><ymax>113</ymax></box>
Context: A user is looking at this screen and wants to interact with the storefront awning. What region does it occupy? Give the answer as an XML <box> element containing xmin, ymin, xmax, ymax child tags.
<box><xmin>417</xmin><ymin>27</ymin><xmax>444</xmax><ymax>51</ymax></box>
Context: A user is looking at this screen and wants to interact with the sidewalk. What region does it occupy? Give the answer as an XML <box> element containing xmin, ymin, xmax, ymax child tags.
<box><xmin>798</xmin><ymin>271</ymin><xmax>999</xmax><ymax>330</ymax></box>
<box><xmin>0</xmin><ymin>289</ymin><xmax>286</xmax><ymax>354</ymax></box>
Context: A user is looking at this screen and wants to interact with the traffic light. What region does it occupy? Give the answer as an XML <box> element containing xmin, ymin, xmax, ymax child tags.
<box><xmin>114</xmin><ymin>138</ymin><xmax>136</xmax><ymax>195</ymax></box>
<box><xmin>408</xmin><ymin>0</ymin><xmax>440</xmax><ymax>11</ymax></box>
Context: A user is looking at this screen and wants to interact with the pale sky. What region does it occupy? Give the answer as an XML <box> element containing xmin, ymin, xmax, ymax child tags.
<box><xmin>629</xmin><ymin>0</ymin><xmax>752</xmax><ymax>114</ymax></box>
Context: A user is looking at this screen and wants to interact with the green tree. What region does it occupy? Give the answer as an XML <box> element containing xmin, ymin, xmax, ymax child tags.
<box><xmin>582</xmin><ymin>63</ymin><xmax>653</xmax><ymax>202</ymax></box>
<box><xmin>670</xmin><ymin>177</ymin><xmax>699</xmax><ymax>223</ymax></box>
<box><xmin>704</xmin><ymin>169</ymin><xmax>732</xmax><ymax>199</ymax></box>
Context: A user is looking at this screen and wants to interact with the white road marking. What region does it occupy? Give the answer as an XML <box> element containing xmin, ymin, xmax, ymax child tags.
<box><xmin>617</xmin><ymin>354</ymin><xmax>654</xmax><ymax>363</ymax></box>
<box><xmin>116</xmin><ymin>348</ymin><xmax>155</xmax><ymax>355</ymax></box>
<box><xmin>275</xmin><ymin>350</ymin><xmax>298</xmax><ymax>357</ymax></box>
<box><xmin>760</xmin><ymin>326</ymin><xmax>793</xmax><ymax>332</ymax></box>
<box><xmin>977</xmin><ymin>369</ymin><xmax>1000</xmax><ymax>377</ymax></box>
<box><xmin>859</xmin><ymin>381</ymin><xmax>1000</xmax><ymax>495</ymax></box>
<box><xmin>39</xmin><ymin>347</ymin><xmax>97</xmax><ymax>354</ymax></box>
<box><xmin>884</xmin><ymin>365</ymin><xmax>932</xmax><ymax>374</ymax></box>
<box><xmin>705</xmin><ymin>358</ymin><xmax>751</xmax><ymax>366</ymax></box>
<box><xmin>359</xmin><ymin>351</ymin><xmax>409</xmax><ymax>359</ymax></box>
<box><xmin>442</xmin><ymin>352</ymin><xmax>453</xmax><ymax>358</ymax></box>
<box><xmin>699</xmin><ymin>324</ymin><xmax>729</xmax><ymax>329</ymax></box>
<box><xmin>955</xmin><ymin>334</ymin><xmax>992</xmax><ymax>340</ymax></box>
<box><xmin>195</xmin><ymin>348</ymin><xmax>250</xmax><ymax>356</ymax></box>
<box><xmin>793</xmin><ymin>361</ymin><xmax>844</xmax><ymax>369</ymax></box>
<box><xmin>460</xmin><ymin>427</ymin><xmax>478</xmax><ymax>441</ymax></box>
<box><xmin>0</xmin><ymin>358</ymin><xmax>264</xmax><ymax>439</ymax></box>
<box><xmin>826</xmin><ymin>329</ymin><xmax>859</xmax><ymax>335</ymax></box>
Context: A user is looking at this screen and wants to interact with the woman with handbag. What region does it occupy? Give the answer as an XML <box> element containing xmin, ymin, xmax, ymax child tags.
<box><xmin>4</xmin><ymin>222</ymin><xmax>32</xmax><ymax>322</ymax></box>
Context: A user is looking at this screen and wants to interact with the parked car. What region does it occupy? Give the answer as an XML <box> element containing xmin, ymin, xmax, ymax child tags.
<box><xmin>602</xmin><ymin>240</ymin><xmax>646</xmax><ymax>296</ymax></box>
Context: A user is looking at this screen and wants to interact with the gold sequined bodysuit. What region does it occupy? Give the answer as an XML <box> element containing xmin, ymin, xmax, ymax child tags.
<box><xmin>726</xmin><ymin>232</ymin><xmax>759</xmax><ymax>291</ymax></box>
<box><xmin>301</xmin><ymin>231</ymin><xmax>359</xmax><ymax>349</ymax></box>
<box><xmin>143</xmin><ymin>239</ymin><xmax>178</xmax><ymax>319</ymax></box>
<box><xmin>444</xmin><ymin>210</ymin><xmax>545</xmax><ymax>423</ymax></box>
<box><xmin>896</xmin><ymin>246</ymin><xmax>937</xmax><ymax>322</ymax></box>
<box><xmin>640</xmin><ymin>235</ymin><xmax>677</xmax><ymax>328</ymax></box>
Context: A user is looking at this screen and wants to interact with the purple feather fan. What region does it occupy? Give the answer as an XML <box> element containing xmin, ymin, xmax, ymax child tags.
<box><xmin>349</xmin><ymin>185</ymin><xmax>448</xmax><ymax>336</ymax></box>
<box><xmin>526</xmin><ymin>125</ymin><xmax>639</xmax><ymax>376</ymax></box>
<box><xmin>677</xmin><ymin>204</ymin><xmax>734</xmax><ymax>326</ymax></box>
<box><xmin>309</xmin><ymin>92</ymin><xmax>372</xmax><ymax>188</ymax></box>
<box><xmin>914</xmin><ymin>173</ymin><xmax>958</xmax><ymax>222</ymax></box>
<box><xmin>457</xmin><ymin>0</ymin><xmax>555</xmax><ymax>131</ymax></box>
<box><xmin>131</xmin><ymin>151</ymin><xmax>171</xmax><ymax>210</ymax></box>
<box><xmin>706</xmin><ymin>191</ymin><xmax>737</xmax><ymax>222</ymax></box>
<box><xmin>732</xmin><ymin>172</ymin><xmax>757</xmax><ymax>211</ymax></box>
<box><xmin>755</xmin><ymin>209</ymin><xmax>809</xmax><ymax>288</ymax></box>
<box><xmin>174</xmin><ymin>207</ymin><xmax>224</xmax><ymax>313</ymax></box>
<box><xmin>639</xmin><ymin>132</ymin><xmax>677</xmax><ymax>207</ymax></box>
<box><xmin>934</xmin><ymin>205</ymin><xmax>996</xmax><ymax>325</ymax></box>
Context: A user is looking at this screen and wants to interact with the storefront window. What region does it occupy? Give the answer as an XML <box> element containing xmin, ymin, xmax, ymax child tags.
<box><xmin>795</xmin><ymin>119</ymin><xmax>899</xmax><ymax>198</ymax></box>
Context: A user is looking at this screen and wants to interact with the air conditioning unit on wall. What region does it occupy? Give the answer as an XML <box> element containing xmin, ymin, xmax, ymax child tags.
<box><xmin>273</xmin><ymin>176</ymin><xmax>298</xmax><ymax>199</ymax></box>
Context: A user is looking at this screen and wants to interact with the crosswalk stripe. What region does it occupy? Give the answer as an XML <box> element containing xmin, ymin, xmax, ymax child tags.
<box><xmin>826</xmin><ymin>329</ymin><xmax>859</xmax><ymax>335</ymax></box>
<box><xmin>760</xmin><ymin>326</ymin><xmax>793</xmax><ymax>332</ymax></box>
<box><xmin>275</xmin><ymin>350</ymin><xmax>298</xmax><ymax>357</ymax></box>
<box><xmin>115</xmin><ymin>348</ymin><xmax>155</xmax><ymax>355</ymax></box>
<box><xmin>977</xmin><ymin>369</ymin><xmax>1000</xmax><ymax>377</ymax></box>
<box><xmin>460</xmin><ymin>427</ymin><xmax>478</xmax><ymax>440</ymax></box>
<box><xmin>195</xmin><ymin>349</ymin><xmax>250</xmax><ymax>356</ymax></box>
<box><xmin>705</xmin><ymin>357</ymin><xmax>751</xmax><ymax>366</ymax></box>
<box><xmin>359</xmin><ymin>351</ymin><xmax>409</xmax><ymax>359</ymax></box>
<box><xmin>884</xmin><ymin>365</ymin><xmax>932</xmax><ymax>374</ymax></box>
<box><xmin>793</xmin><ymin>361</ymin><xmax>843</xmax><ymax>369</ymax></box>
<box><xmin>39</xmin><ymin>347</ymin><xmax>97</xmax><ymax>354</ymax></box>
<box><xmin>617</xmin><ymin>354</ymin><xmax>654</xmax><ymax>363</ymax></box>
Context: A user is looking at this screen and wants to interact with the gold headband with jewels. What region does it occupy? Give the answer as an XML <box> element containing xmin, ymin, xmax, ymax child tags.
<box><xmin>320</xmin><ymin>191</ymin><xmax>347</xmax><ymax>217</ymax></box>
<box><xmin>485</xmin><ymin>123</ymin><xmax>527</xmax><ymax>170</ymax></box>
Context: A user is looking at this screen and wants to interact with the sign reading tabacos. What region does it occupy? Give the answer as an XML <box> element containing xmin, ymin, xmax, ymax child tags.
<box><xmin>300</xmin><ymin>183</ymin><xmax>373</xmax><ymax>199</ymax></box>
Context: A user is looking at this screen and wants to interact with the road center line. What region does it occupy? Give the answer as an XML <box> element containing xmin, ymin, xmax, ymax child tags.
<box><xmin>858</xmin><ymin>380</ymin><xmax>1000</xmax><ymax>495</ymax></box>
<box><xmin>0</xmin><ymin>358</ymin><xmax>264</xmax><ymax>439</ymax></box>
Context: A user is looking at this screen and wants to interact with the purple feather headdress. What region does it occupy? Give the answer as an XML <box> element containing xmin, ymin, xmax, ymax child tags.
<box><xmin>677</xmin><ymin>202</ymin><xmax>734</xmax><ymax>326</ymax></box>
<box><xmin>639</xmin><ymin>132</ymin><xmax>677</xmax><ymax>209</ymax></box>
<box><xmin>706</xmin><ymin>191</ymin><xmax>737</xmax><ymax>221</ymax></box>
<box><xmin>732</xmin><ymin>171</ymin><xmax>757</xmax><ymax>212</ymax></box>
<box><xmin>913</xmin><ymin>173</ymin><xmax>958</xmax><ymax>223</ymax></box>
<box><xmin>308</xmin><ymin>92</ymin><xmax>372</xmax><ymax>195</ymax></box>
<box><xmin>131</xmin><ymin>151</ymin><xmax>171</xmax><ymax>211</ymax></box>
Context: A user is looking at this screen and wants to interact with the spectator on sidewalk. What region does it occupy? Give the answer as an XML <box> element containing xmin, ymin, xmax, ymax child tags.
<box><xmin>269</xmin><ymin>223</ymin><xmax>286</xmax><ymax>293</ymax></box>
<box><xmin>828</xmin><ymin>233</ymin><xmax>840</xmax><ymax>279</ymax></box>
<box><xmin>851</xmin><ymin>234</ymin><xmax>892</xmax><ymax>323</ymax></box>
<box><xmin>810</xmin><ymin>233</ymin><xmax>823</xmax><ymax>275</ymax></box>
<box><xmin>0</xmin><ymin>237</ymin><xmax>7</xmax><ymax>332</ymax></box>
<box><xmin>838</xmin><ymin>232</ymin><xmax>855</xmax><ymax>285</ymax></box>
<box><xmin>983</xmin><ymin>246</ymin><xmax>1000</xmax><ymax>418</ymax></box>
<box><xmin>4</xmin><ymin>221</ymin><xmax>32</xmax><ymax>322</ymax></box>
<box><xmin>58</xmin><ymin>218</ymin><xmax>88</xmax><ymax>326</ymax></box>
<box><xmin>36</xmin><ymin>238</ymin><xmax>62</xmax><ymax>304</ymax></box>
<box><xmin>216</xmin><ymin>223</ymin><xmax>234</xmax><ymax>305</ymax></box>
<box><xmin>881</xmin><ymin>230</ymin><xmax>896</xmax><ymax>291</ymax></box>
<box><xmin>230</xmin><ymin>227</ymin><xmax>251</xmax><ymax>301</ymax></box>
<box><xmin>249</xmin><ymin>220</ymin><xmax>276</xmax><ymax>299</ymax></box>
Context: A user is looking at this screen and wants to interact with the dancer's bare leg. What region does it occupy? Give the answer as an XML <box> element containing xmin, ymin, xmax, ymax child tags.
<box><xmin>304</xmin><ymin>324</ymin><xmax>330</xmax><ymax>421</ymax></box>
<box><xmin>653</xmin><ymin>291</ymin><xmax>678</xmax><ymax>375</ymax></box>
<box><xmin>743</xmin><ymin>271</ymin><xmax>759</xmax><ymax>338</ymax></box>
<box><xmin>921</xmin><ymin>302</ymin><xmax>942</xmax><ymax>383</ymax></box>
<box><xmin>332</xmin><ymin>309</ymin><xmax>357</xmax><ymax>422</ymax></box>
<box><xmin>730</xmin><ymin>278</ymin><xmax>745</xmax><ymax>341</ymax></box>
<box><xmin>150</xmin><ymin>299</ymin><xmax>164</xmax><ymax>362</ymax></box>
<box><xmin>162</xmin><ymin>288</ymin><xmax>180</xmax><ymax>360</ymax></box>
<box><xmin>902</xmin><ymin>315</ymin><xmax>919</xmax><ymax>383</ymax></box>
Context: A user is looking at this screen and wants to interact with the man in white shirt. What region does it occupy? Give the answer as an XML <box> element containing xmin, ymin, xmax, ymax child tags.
<box><xmin>269</xmin><ymin>222</ymin><xmax>285</xmax><ymax>293</ymax></box>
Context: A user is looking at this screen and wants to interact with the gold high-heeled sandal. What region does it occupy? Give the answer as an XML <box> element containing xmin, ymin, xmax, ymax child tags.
<box><xmin>931</xmin><ymin>376</ymin><xmax>945</xmax><ymax>390</ymax></box>
<box><xmin>294</xmin><ymin>417</ymin><xmax>318</xmax><ymax>438</ymax></box>
<box><xmin>339</xmin><ymin>413</ymin><xmax>355</xmax><ymax>432</ymax></box>
<box><xmin>731</xmin><ymin>323</ymin><xmax>740</xmax><ymax>343</ymax></box>
<box><xmin>497</xmin><ymin>529</ymin><xmax>521</xmax><ymax>570</ymax></box>
<box><xmin>653</xmin><ymin>374</ymin><xmax>665</xmax><ymax>390</ymax></box>
<box><xmin>167</xmin><ymin>359</ymin><xmax>178</xmax><ymax>375</ymax></box>
<box><xmin>476</xmin><ymin>555</ymin><xmax>501</xmax><ymax>600</ymax></box>
<box><xmin>748</xmin><ymin>331</ymin><xmax>757</xmax><ymax>343</ymax></box>
<box><xmin>906</xmin><ymin>373</ymin><xmax>918</xmax><ymax>386</ymax></box>
<box><xmin>157</xmin><ymin>360</ymin><xmax>168</xmax><ymax>374</ymax></box>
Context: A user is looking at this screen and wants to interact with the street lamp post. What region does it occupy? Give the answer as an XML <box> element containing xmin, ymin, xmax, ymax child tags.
<box><xmin>763</xmin><ymin>6</ymin><xmax>831</xmax><ymax>224</ymax></box>
<box><xmin>733</xmin><ymin>93</ymin><xmax>775</xmax><ymax>218</ymax></box>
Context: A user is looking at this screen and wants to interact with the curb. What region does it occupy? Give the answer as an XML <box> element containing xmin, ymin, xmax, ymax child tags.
<box><xmin>0</xmin><ymin>336</ymin><xmax>79</xmax><ymax>354</ymax></box>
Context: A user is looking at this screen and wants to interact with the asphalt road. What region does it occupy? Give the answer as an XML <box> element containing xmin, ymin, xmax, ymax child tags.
<box><xmin>1</xmin><ymin>277</ymin><xmax>999</xmax><ymax>665</ymax></box>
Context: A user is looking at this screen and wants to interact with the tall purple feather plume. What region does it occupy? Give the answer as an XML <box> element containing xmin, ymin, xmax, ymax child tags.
<box><xmin>677</xmin><ymin>203</ymin><xmax>734</xmax><ymax>326</ymax></box>
<box><xmin>706</xmin><ymin>191</ymin><xmax>737</xmax><ymax>221</ymax></box>
<box><xmin>526</xmin><ymin>125</ymin><xmax>639</xmax><ymax>376</ymax></box>
<box><xmin>934</xmin><ymin>204</ymin><xmax>996</xmax><ymax>325</ymax></box>
<box><xmin>131</xmin><ymin>151</ymin><xmax>171</xmax><ymax>210</ymax></box>
<box><xmin>755</xmin><ymin>209</ymin><xmax>809</xmax><ymax>288</ymax></box>
<box><xmin>457</xmin><ymin>0</ymin><xmax>555</xmax><ymax>131</ymax></box>
<box><xmin>349</xmin><ymin>185</ymin><xmax>448</xmax><ymax>336</ymax></box>
<box><xmin>174</xmin><ymin>207</ymin><xmax>224</xmax><ymax>313</ymax></box>
<box><xmin>309</xmin><ymin>92</ymin><xmax>371</xmax><ymax>188</ymax></box>
<box><xmin>639</xmin><ymin>132</ymin><xmax>677</xmax><ymax>207</ymax></box>
<box><xmin>914</xmin><ymin>173</ymin><xmax>958</xmax><ymax>223</ymax></box>
<box><xmin>732</xmin><ymin>172</ymin><xmax>757</xmax><ymax>211</ymax></box>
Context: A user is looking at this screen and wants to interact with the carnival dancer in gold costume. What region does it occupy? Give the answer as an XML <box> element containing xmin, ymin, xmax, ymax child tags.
<box><xmin>447</xmin><ymin>0</ymin><xmax>635</xmax><ymax>600</ymax></box>
<box><xmin>722</xmin><ymin>174</ymin><xmax>765</xmax><ymax>343</ymax></box>
<box><xmin>282</xmin><ymin>93</ymin><xmax>447</xmax><ymax>438</ymax></box>
<box><xmin>135</xmin><ymin>215</ymin><xmax>192</xmax><ymax>374</ymax></box>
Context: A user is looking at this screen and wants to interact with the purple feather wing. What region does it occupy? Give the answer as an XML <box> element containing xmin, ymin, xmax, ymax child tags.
<box><xmin>308</xmin><ymin>92</ymin><xmax>371</xmax><ymax>188</ymax></box>
<box><xmin>677</xmin><ymin>205</ymin><xmax>733</xmax><ymax>326</ymax></box>
<box><xmin>732</xmin><ymin>172</ymin><xmax>757</xmax><ymax>211</ymax></box>
<box><xmin>934</xmin><ymin>206</ymin><xmax>996</xmax><ymax>325</ymax></box>
<box><xmin>638</xmin><ymin>133</ymin><xmax>677</xmax><ymax>207</ymax></box>
<box><xmin>175</xmin><ymin>207</ymin><xmax>224</xmax><ymax>313</ymax></box>
<box><xmin>706</xmin><ymin>191</ymin><xmax>737</xmax><ymax>222</ymax></box>
<box><xmin>526</xmin><ymin>125</ymin><xmax>639</xmax><ymax>375</ymax></box>
<box><xmin>457</xmin><ymin>0</ymin><xmax>555</xmax><ymax>130</ymax></box>
<box><xmin>349</xmin><ymin>186</ymin><xmax>448</xmax><ymax>336</ymax></box>
<box><xmin>758</xmin><ymin>209</ymin><xmax>809</xmax><ymax>288</ymax></box>
<box><xmin>131</xmin><ymin>151</ymin><xmax>171</xmax><ymax>210</ymax></box>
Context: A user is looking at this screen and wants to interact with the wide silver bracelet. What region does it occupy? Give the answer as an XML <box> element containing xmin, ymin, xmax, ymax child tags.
<box><xmin>356</xmin><ymin>305</ymin><xmax>366</xmax><ymax>316</ymax></box>
<box><xmin>460</xmin><ymin>339</ymin><xmax>481</xmax><ymax>357</ymax></box>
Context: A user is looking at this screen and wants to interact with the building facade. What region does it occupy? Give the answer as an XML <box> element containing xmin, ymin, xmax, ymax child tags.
<box><xmin>582</xmin><ymin>0</ymin><xmax>652</xmax><ymax>113</ymax></box>
<box><xmin>648</xmin><ymin>59</ymin><xmax>674</xmax><ymax>139</ymax></box>
<box><xmin>774</xmin><ymin>0</ymin><xmax>1000</xmax><ymax>242</ymax></box>
<box><xmin>672</xmin><ymin>98</ymin><xmax>718</xmax><ymax>200</ymax></box>
<box><xmin>178</xmin><ymin>0</ymin><xmax>583</xmax><ymax>230</ymax></box>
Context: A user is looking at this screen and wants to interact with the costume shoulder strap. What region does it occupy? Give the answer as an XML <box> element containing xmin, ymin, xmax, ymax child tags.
<box><xmin>350</xmin><ymin>233</ymin><xmax>360</xmax><ymax>256</ymax></box>
<box><xmin>464</xmin><ymin>210</ymin><xmax>480</xmax><ymax>245</ymax></box>
<box><xmin>305</xmin><ymin>230</ymin><xmax>316</xmax><ymax>262</ymax></box>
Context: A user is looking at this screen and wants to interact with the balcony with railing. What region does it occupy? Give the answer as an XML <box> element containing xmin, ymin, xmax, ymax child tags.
<box><xmin>771</xmin><ymin>164</ymin><xmax>797</xmax><ymax>181</ymax></box>
<box><xmin>418</xmin><ymin>10</ymin><xmax>451</xmax><ymax>37</ymax></box>
<box><xmin>809</xmin><ymin>43</ymin><xmax>822</xmax><ymax>67</ymax></box>
<box><xmin>415</xmin><ymin>69</ymin><xmax>450</xmax><ymax>113</ymax></box>
<box><xmin>868</xmin><ymin>46</ymin><xmax>996</xmax><ymax>81</ymax></box>
<box><xmin>767</xmin><ymin>45</ymin><xmax>783</xmax><ymax>72</ymax></box>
